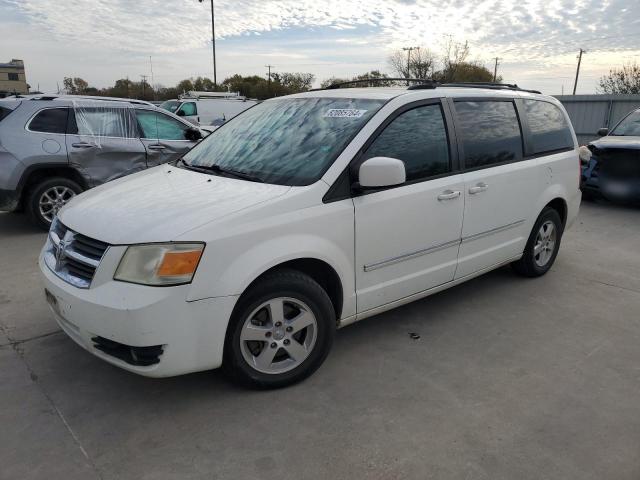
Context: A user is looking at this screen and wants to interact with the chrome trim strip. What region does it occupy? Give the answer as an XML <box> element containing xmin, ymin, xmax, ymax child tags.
<box><xmin>364</xmin><ymin>239</ymin><xmax>461</xmax><ymax>272</ymax></box>
<box><xmin>362</xmin><ymin>219</ymin><xmax>526</xmax><ymax>272</ymax></box>
<box><xmin>461</xmin><ymin>219</ymin><xmax>525</xmax><ymax>244</ymax></box>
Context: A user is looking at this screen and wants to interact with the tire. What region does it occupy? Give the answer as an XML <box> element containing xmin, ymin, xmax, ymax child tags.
<box><xmin>223</xmin><ymin>269</ymin><xmax>336</xmax><ymax>389</ymax></box>
<box><xmin>26</xmin><ymin>177</ymin><xmax>82</xmax><ymax>230</ymax></box>
<box><xmin>511</xmin><ymin>207</ymin><xmax>563</xmax><ymax>277</ymax></box>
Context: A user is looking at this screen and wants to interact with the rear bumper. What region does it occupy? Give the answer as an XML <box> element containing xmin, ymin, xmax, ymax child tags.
<box><xmin>0</xmin><ymin>188</ymin><xmax>19</xmax><ymax>212</ymax></box>
<box><xmin>39</xmin><ymin>249</ymin><xmax>239</xmax><ymax>377</ymax></box>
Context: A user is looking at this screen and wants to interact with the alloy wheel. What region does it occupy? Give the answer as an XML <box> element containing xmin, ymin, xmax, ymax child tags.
<box><xmin>533</xmin><ymin>220</ymin><xmax>557</xmax><ymax>267</ymax></box>
<box><xmin>39</xmin><ymin>186</ymin><xmax>76</xmax><ymax>223</ymax></box>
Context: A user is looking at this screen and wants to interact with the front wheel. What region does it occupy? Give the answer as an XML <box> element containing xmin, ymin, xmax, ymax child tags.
<box><xmin>511</xmin><ymin>207</ymin><xmax>563</xmax><ymax>277</ymax></box>
<box><xmin>26</xmin><ymin>177</ymin><xmax>82</xmax><ymax>230</ymax></box>
<box><xmin>224</xmin><ymin>269</ymin><xmax>335</xmax><ymax>389</ymax></box>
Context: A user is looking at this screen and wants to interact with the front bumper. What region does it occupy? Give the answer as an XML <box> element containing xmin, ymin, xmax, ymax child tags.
<box><xmin>39</xmin><ymin>249</ymin><xmax>238</xmax><ymax>377</ymax></box>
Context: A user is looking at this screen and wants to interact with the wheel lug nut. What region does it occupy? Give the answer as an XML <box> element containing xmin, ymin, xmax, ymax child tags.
<box><xmin>286</xmin><ymin>326</ymin><xmax>293</xmax><ymax>332</ymax></box>
<box><xmin>265</xmin><ymin>331</ymin><xmax>272</xmax><ymax>337</ymax></box>
<box><xmin>270</xmin><ymin>342</ymin><xmax>277</xmax><ymax>348</ymax></box>
<box><xmin>283</xmin><ymin>339</ymin><xmax>290</xmax><ymax>345</ymax></box>
<box><xmin>275</xmin><ymin>321</ymin><xmax>282</xmax><ymax>327</ymax></box>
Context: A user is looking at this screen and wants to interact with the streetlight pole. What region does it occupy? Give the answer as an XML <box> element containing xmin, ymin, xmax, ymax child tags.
<box><xmin>199</xmin><ymin>0</ymin><xmax>217</xmax><ymax>86</ymax></box>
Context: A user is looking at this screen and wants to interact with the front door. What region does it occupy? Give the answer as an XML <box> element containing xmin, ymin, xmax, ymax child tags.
<box><xmin>451</xmin><ymin>99</ymin><xmax>538</xmax><ymax>278</ymax></box>
<box><xmin>66</xmin><ymin>105</ymin><xmax>147</xmax><ymax>186</ymax></box>
<box><xmin>354</xmin><ymin>101</ymin><xmax>464</xmax><ymax>313</ymax></box>
<box><xmin>135</xmin><ymin>110</ymin><xmax>197</xmax><ymax>167</ymax></box>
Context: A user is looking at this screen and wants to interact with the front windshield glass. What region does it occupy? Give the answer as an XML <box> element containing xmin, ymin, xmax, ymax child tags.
<box><xmin>611</xmin><ymin>110</ymin><xmax>640</xmax><ymax>136</ymax></box>
<box><xmin>180</xmin><ymin>97</ymin><xmax>385</xmax><ymax>186</ymax></box>
<box><xmin>159</xmin><ymin>100</ymin><xmax>181</xmax><ymax>113</ymax></box>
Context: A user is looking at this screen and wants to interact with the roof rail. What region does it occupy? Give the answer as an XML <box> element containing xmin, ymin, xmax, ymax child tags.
<box><xmin>320</xmin><ymin>78</ymin><xmax>436</xmax><ymax>90</ymax></box>
<box><xmin>441</xmin><ymin>82</ymin><xmax>541</xmax><ymax>94</ymax></box>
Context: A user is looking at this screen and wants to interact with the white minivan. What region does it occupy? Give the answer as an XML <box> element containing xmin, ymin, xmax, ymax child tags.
<box><xmin>39</xmin><ymin>83</ymin><xmax>581</xmax><ymax>388</ymax></box>
<box><xmin>160</xmin><ymin>95</ymin><xmax>258</xmax><ymax>126</ymax></box>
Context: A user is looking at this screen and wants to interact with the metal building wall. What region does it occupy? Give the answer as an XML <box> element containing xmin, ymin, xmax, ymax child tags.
<box><xmin>554</xmin><ymin>94</ymin><xmax>640</xmax><ymax>145</ymax></box>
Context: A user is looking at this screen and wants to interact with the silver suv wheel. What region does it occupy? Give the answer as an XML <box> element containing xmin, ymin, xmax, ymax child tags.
<box><xmin>39</xmin><ymin>186</ymin><xmax>76</xmax><ymax>223</ymax></box>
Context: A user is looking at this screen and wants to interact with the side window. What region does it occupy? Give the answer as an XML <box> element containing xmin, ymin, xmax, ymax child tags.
<box><xmin>523</xmin><ymin>100</ymin><xmax>574</xmax><ymax>154</ymax></box>
<box><xmin>136</xmin><ymin>110</ymin><xmax>189</xmax><ymax>140</ymax></box>
<box><xmin>179</xmin><ymin>102</ymin><xmax>197</xmax><ymax>116</ymax></box>
<box><xmin>28</xmin><ymin>108</ymin><xmax>69</xmax><ymax>134</ymax></box>
<box><xmin>362</xmin><ymin>104</ymin><xmax>450</xmax><ymax>182</ymax></box>
<box><xmin>455</xmin><ymin>101</ymin><xmax>523</xmax><ymax>169</ymax></box>
<box><xmin>74</xmin><ymin>107</ymin><xmax>136</xmax><ymax>138</ymax></box>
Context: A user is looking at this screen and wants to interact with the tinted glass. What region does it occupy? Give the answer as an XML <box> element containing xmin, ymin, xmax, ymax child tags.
<box><xmin>611</xmin><ymin>109</ymin><xmax>640</xmax><ymax>136</ymax></box>
<box><xmin>455</xmin><ymin>101</ymin><xmax>523</xmax><ymax>168</ymax></box>
<box><xmin>159</xmin><ymin>100</ymin><xmax>180</xmax><ymax>113</ymax></box>
<box><xmin>136</xmin><ymin>110</ymin><xmax>190</xmax><ymax>140</ymax></box>
<box><xmin>362</xmin><ymin>104</ymin><xmax>450</xmax><ymax>182</ymax></box>
<box><xmin>182</xmin><ymin>97</ymin><xmax>385</xmax><ymax>186</ymax></box>
<box><xmin>524</xmin><ymin>100</ymin><xmax>573</xmax><ymax>153</ymax></box>
<box><xmin>29</xmin><ymin>108</ymin><xmax>68</xmax><ymax>134</ymax></box>
<box><xmin>8</xmin><ymin>73</ymin><xmax>19</xmax><ymax>81</ymax></box>
<box><xmin>180</xmin><ymin>102</ymin><xmax>197</xmax><ymax>116</ymax></box>
<box><xmin>74</xmin><ymin>107</ymin><xmax>137</xmax><ymax>138</ymax></box>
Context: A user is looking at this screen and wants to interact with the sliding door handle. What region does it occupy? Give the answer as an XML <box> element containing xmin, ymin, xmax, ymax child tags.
<box><xmin>437</xmin><ymin>190</ymin><xmax>461</xmax><ymax>201</ymax></box>
<box><xmin>469</xmin><ymin>182</ymin><xmax>488</xmax><ymax>194</ymax></box>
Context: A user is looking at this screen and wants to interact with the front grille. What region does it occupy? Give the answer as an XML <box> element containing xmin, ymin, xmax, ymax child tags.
<box><xmin>44</xmin><ymin>218</ymin><xmax>110</xmax><ymax>288</ymax></box>
<box><xmin>92</xmin><ymin>336</ymin><xmax>164</xmax><ymax>366</ymax></box>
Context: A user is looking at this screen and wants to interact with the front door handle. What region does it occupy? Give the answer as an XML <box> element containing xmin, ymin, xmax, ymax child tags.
<box><xmin>437</xmin><ymin>190</ymin><xmax>461</xmax><ymax>201</ymax></box>
<box><xmin>147</xmin><ymin>144</ymin><xmax>166</xmax><ymax>151</ymax></box>
<box><xmin>469</xmin><ymin>182</ymin><xmax>489</xmax><ymax>194</ymax></box>
<box><xmin>71</xmin><ymin>142</ymin><xmax>95</xmax><ymax>149</ymax></box>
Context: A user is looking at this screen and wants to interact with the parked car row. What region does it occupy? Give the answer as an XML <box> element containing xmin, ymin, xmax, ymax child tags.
<box><xmin>0</xmin><ymin>95</ymin><xmax>205</xmax><ymax>228</ymax></box>
<box><xmin>37</xmin><ymin>83</ymin><xmax>581</xmax><ymax>388</ymax></box>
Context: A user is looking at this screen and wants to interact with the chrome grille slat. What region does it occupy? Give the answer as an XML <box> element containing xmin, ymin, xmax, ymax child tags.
<box><xmin>44</xmin><ymin>219</ymin><xmax>110</xmax><ymax>289</ymax></box>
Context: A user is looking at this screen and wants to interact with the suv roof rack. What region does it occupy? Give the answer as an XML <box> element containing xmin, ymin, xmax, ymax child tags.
<box><xmin>320</xmin><ymin>78</ymin><xmax>436</xmax><ymax>90</ymax></box>
<box><xmin>440</xmin><ymin>82</ymin><xmax>541</xmax><ymax>94</ymax></box>
<box><xmin>28</xmin><ymin>95</ymin><xmax>154</xmax><ymax>106</ymax></box>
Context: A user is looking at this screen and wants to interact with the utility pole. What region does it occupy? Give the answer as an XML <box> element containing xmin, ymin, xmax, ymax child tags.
<box><xmin>402</xmin><ymin>46</ymin><xmax>419</xmax><ymax>85</ymax></box>
<box><xmin>573</xmin><ymin>48</ymin><xmax>586</xmax><ymax>95</ymax></box>
<box><xmin>266</xmin><ymin>65</ymin><xmax>273</xmax><ymax>95</ymax></box>
<box><xmin>149</xmin><ymin>56</ymin><xmax>156</xmax><ymax>100</ymax></box>
<box><xmin>140</xmin><ymin>75</ymin><xmax>147</xmax><ymax>99</ymax></box>
<box><xmin>493</xmin><ymin>57</ymin><xmax>500</xmax><ymax>82</ymax></box>
<box><xmin>199</xmin><ymin>0</ymin><xmax>217</xmax><ymax>86</ymax></box>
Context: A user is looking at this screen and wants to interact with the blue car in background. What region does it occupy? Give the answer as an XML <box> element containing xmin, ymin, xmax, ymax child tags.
<box><xmin>581</xmin><ymin>107</ymin><xmax>640</xmax><ymax>203</ymax></box>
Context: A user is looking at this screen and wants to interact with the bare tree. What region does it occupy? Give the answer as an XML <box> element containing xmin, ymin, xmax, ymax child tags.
<box><xmin>598</xmin><ymin>62</ymin><xmax>640</xmax><ymax>94</ymax></box>
<box><xmin>439</xmin><ymin>38</ymin><xmax>470</xmax><ymax>83</ymax></box>
<box><xmin>388</xmin><ymin>48</ymin><xmax>438</xmax><ymax>79</ymax></box>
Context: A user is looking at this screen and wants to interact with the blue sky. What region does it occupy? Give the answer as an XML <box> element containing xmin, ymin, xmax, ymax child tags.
<box><xmin>2</xmin><ymin>0</ymin><xmax>640</xmax><ymax>95</ymax></box>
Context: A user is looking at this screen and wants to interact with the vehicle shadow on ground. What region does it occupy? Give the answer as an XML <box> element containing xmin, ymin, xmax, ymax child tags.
<box><xmin>0</xmin><ymin>212</ymin><xmax>43</xmax><ymax>237</ymax></box>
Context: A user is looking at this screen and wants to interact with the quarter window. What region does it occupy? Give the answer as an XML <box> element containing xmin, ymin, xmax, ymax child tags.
<box><xmin>523</xmin><ymin>100</ymin><xmax>573</xmax><ymax>154</ymax></box>
<box><xmin>29</xmin><ymin>108</ymin><xmax>68</xmax><ymax>134</ymax></box>
<box><xmin>136</xmin><ymin>110</ymin><xmax>190</xmax><ymax>140</ymax></box>
<box><xmin>455</xmin><ymin>101</ymin><xmax>523</xmax><ymax>169</ymax></box>
<box><xmin>362</xmin><ymin>104</ymin><xmax>450</xmax><ymax>182</ymax></box>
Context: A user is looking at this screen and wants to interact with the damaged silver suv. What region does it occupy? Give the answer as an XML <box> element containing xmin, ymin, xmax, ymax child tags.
<box><xmin>0</xmin><ymin>95</ymin><xmax>203</xmax><ymax>229</ymax></box>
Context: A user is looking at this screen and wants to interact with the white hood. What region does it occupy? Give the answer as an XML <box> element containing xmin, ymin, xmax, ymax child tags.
<box><xmin>58</xmin><ymin>164</ymin><xmax>290</xmax><ymax>244</ymax></box>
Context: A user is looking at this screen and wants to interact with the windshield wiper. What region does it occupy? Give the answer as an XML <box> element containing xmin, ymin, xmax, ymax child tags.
<box><xmin>180</xmin><ymin>159</ymin><xmax>265</xmax><ymax>183</ymax></box>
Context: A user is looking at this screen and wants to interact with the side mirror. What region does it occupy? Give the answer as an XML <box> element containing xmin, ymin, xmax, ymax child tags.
<box><xmin>597</xmin><ymin>127</ymin><xmax>608</xmax><ymax>137</ymax></box>
<box><xmin>358</xmin><ymin>157</ymin><xmax>406</xmax><ymax>189</ymax></box>
<box><xmin>185</xmin><ymin>128</ymin><xmax>202</xmax><ymax>141</ymax></box>
<box><xmin>176</xmin><ymin>110</ymin><xmax>186</xmax><ymax>117</ymax></box>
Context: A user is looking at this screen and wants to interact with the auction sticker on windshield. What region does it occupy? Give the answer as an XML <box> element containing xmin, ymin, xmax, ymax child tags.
<box><xmin>324</xmin><ymin>109</ymin><xmax>368</xmax><ymax>118</ymax></box>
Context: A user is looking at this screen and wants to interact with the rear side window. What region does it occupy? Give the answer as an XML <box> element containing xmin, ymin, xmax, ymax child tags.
<box><xmin>362</xmin><ymin>104</ymin><xmax>450</xmax><ymax>182</ymax></box>
<box><xmin>28</xmin><ymin>108</ymin><xmax>68</xmax><ymax>134</ymax></box>
<box><xmin>523</xmin><ymin>100</ymin><xmax>574</xmax><ymax>154</ymax></box>
<box><xmin>455</xmin><ymin>101</ymin><xmax>523</xmax><ymax>169</ymax></box>
<box><xmin>74</xmin><ymin>107</ymin><xmax>137</xmax><ymax>138</ymax></box>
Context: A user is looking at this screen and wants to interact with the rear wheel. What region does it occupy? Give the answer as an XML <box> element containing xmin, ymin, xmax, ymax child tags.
<box><xmin>511</xmin><ymin>207</ymin><xmax>563</xmax><ymax>277</ymax></box>
<box><xmin>26</xmin><ymin>177</ymin><xmax>82</xmax><ymax>230</ymax></box>
<box><xmin>224</xmin><ymin>269</ymin><xmax>335</xmax><ymax>389</ymax></box>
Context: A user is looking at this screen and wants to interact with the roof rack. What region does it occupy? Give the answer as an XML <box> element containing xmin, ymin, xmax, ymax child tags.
<box><xmin>440</xmin><ymin>82</ymin><xmax>541</xmax><ymax>94</ymax></box>
<box><xmin>321</xmin><ymin>78</ymin><xmax>436</xmax><ymax>90</ymax></box>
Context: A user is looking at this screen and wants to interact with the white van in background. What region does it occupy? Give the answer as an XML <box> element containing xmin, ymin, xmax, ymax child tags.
<box><xmin>160</xmin><ymin>91</ymin><xmax>258</xmax><ymax>126</ymax></box>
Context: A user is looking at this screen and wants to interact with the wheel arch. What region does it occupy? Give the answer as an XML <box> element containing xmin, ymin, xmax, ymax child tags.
<box><xmin>19</xmin><ymin>164</ymin><xmax>88</xmax><ymax>202</ymax></box>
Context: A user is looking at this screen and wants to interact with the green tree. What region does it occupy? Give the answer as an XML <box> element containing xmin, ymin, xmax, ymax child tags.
<box><xmin>433</xmin><ymin>61</ymin><xmax>499</xmax><ymax>83</ymax></box>
<box><xmin>62</xmin><ymin>77</ymin><xmax>90</xmax><ymax>94</ymax></box>
<box><xmin>598</xmin><ymin>62</ymin><xmax>640</xmax><ymax>94</ymax></box>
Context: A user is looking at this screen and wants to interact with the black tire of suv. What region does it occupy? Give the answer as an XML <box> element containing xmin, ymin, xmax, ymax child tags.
<box><xmin>223</xmin><ymin>269</ymin><xmax>336</xmax><ymax>389</ymax></box>
<box><xmin>511</xmin><ymin>207</ymin><xmax>564</xmax><ymax>278</ymax></box>
<box><xmin>26</xmin><ymin>177</ymin><xmax>82</xmax><ymax>230</ymax></box>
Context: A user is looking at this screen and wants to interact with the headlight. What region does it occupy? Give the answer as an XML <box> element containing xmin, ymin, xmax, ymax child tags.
<box><xmin>114</xmin><ymin>243</ymin><xmax>205</xmax><ymax>286</ymax></box>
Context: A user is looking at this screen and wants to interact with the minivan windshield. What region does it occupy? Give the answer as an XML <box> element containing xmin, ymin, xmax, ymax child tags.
<box><xmin>159</xmin><ymin>100</ymin><xmax>181</xmax><ymax>113</ymax></box>
<box><xmin>180</xmin><ymin>97</ymin><xmax>385</xmax><ymax>186</ymax></box>
<box><xmin>611</xmin><ymin>110</ymin><xmax>640</xmax><ymax>136</ymax></box>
